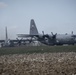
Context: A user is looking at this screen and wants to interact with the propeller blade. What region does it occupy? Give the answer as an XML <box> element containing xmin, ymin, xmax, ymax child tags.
<box><xmin>71</xmin><ymin>31</ymin><xmax>73</xmax><ymax>34</ymax></box>
<box><xmin>42</xmin><ymin>31</ymin><xmax>44</xmax><ymax>35</ymax></box>
<box><xmin>51</xmin><ymin>32</ymin><xmax>57</xmax><ymax>39</ymax></box>
<box><xmin>51</xmin><ymin>32</ymin><xmax>53</xmax><ymax>35</ymax></box>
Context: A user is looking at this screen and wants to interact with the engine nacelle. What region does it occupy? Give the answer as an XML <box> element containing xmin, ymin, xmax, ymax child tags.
<box><xmin>46</xmin><ymin>34</ymin><xmax>57</xmax><ymax>39</ymax></box>
<box><xmin>43</xmin><ymin>34</ymin><xmax>52</xmax><ymax>39</ymax></box>
<box><xmin>38</xmin><ymin>34</ymin><xmax>44</xmax><ymax>39</ymax></box>
<box><xmin>48</xmin><ymin>35</ymin><xmax>52</xmax><ymax>39</ymax></box>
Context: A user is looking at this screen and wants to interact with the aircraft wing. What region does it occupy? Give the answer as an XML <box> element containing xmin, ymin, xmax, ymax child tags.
<box><xmin>17</xmin><ymin>34</ymin><xmax>31</xmax><ymax>37</ymax></box>
<box><xmin>17</xmin><ymin>34</ymin><xmax>39</xmax><ymax>38</ymax></box>
<box><xmin>10</xmin><ymin>39</ymin><xmax>31</xmax><ymax>42</ymax></box>
<box><xmin>0</xmin><ymin>39</ymin><xmax>18</xmax><ymax>43</ymax></box>
<box><xmin>0</xmin><ymin>39</ymin><xmax>19</xmax><ymax>42</ymax></box>
<box><xmin>72</xmin><ymin>35</ymin><xmax>76</xmax><ymax>37</ymax></box>
<box><xmin>0</xmin><ymin>40</ymin><xmax>5</xmax><ymax>42</ymax></box>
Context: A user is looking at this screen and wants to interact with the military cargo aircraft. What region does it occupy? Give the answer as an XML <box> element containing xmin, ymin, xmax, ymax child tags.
<box><xmin>0</xmin><ymin>27</ymin><xmax>21</xmax><ymax>47</ymax></box>
<box><xmin>17</xmin><ymin>19</ymin><xmax>76</xmax><ymax>45</ymax></box>
<box><xmin>0</xmin><ymin>27</ymin><xmax>34</xmax><ymax>47</ymax></box>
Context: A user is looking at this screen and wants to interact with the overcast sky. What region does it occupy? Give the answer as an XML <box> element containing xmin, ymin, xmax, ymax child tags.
<box><xmin>0</xmin><ymin>0</ymin><xmax>76</xmax><ymax>39</ymax></box>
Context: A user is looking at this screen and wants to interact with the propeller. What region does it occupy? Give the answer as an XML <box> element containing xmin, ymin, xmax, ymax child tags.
<box><xmin>51</xmin><ymin>32</ymin><xmax>57</xmax><ymax>39</ymax></box>
<box><xmin>42</xmin><ymin>31</ymin><xmax>44</xmax><ymax>35</ymax></box>
<box><xmin>42</xmin><ymin>31</ymin><xmax>47</xmax><ymax>39</ymax></box>
<box><xmin>28</xmin><ymin>37</ymin><xmax>33</xmax><ymax>43</ymax></box>
<box><xmin>71</xmin><ymin>31</ymin><xmax>76</xmax><ymax>38</ymax></box>
<box><xmin>26</xmin><ymin>37</ymin><xmax>36</xmax><ymax>44</ymax></box>
<box><xmin>42</xmin><ymin>31</ymin><xmax>57</xmax><ymax>40</ymax></box>
<box><xmin>16</xmin><ymin>38</ymin><xmax>23</xmax><ymax>46</ymax></box>
<box><xmin>42</xmin><ymin>31</ymin><xmax>50</xmax><ymax>43</ymax></box>
<box><xmin>71</xmin><ymin>31</ymin><xmax>73</xmax><ymax>35</ymax></box>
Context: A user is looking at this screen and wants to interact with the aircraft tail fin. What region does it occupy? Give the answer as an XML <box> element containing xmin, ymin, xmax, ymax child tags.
<box><xmin>30</xmin><ymin>19</ymin><xmax>39</xmax><ymax>35</ymax></box>
<box><xmin>5</xmin><ymin>26</ymin><xmax>8</xmax><ymax>40</ymax></box>
<box><xmin>4</xmin><ymin>26</ymin><xmax>9</xmax><ymax>46</ymax></box>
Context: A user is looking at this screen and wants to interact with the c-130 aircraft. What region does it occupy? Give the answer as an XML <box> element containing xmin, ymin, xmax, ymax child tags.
<box><xmin>0</xmin><ymin>27</ymin><xmax>34</xmax><ymax>47</ymax></box>
<box><xmin>17</xmin><ymin>19</ymin><xmax>76</xmax><ymax>45</ymax></box>
<box><xmin>0</xmin><ymin>27</ymin><xmax>23</xmax><ymax>47</ymax></box>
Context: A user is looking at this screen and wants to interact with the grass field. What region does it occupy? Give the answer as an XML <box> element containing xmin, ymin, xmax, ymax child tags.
<box><xmin>0</xmin><ymin>45</ymin><xmax>76</xmax><ymax>75</ymax></box>
<box><xmin>0</xmin><ymin>45</ymin><xmax>76</xmax><ymax>55</ymax></box>
<box><xmin>0</xmin><ymin>52</ymin><xmax>76</xmax><ymax>75</ymax></box>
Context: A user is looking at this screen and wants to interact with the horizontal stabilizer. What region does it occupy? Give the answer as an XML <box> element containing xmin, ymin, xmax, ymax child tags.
<box><xmin>17</xmin><ymin>34</ymin><xmax>39</xmax><ymax>38</ymax></box>
<box><xmin>17</xmin><ymin>34</ymin><xmax>31</xmax><ymax>37</ymax></box>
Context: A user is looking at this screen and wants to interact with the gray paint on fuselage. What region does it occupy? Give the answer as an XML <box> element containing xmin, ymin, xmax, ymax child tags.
<box><xmin>56</xmin><ymin>34</ymin><xmax>75</xmax><ymax>44</ymax></box>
